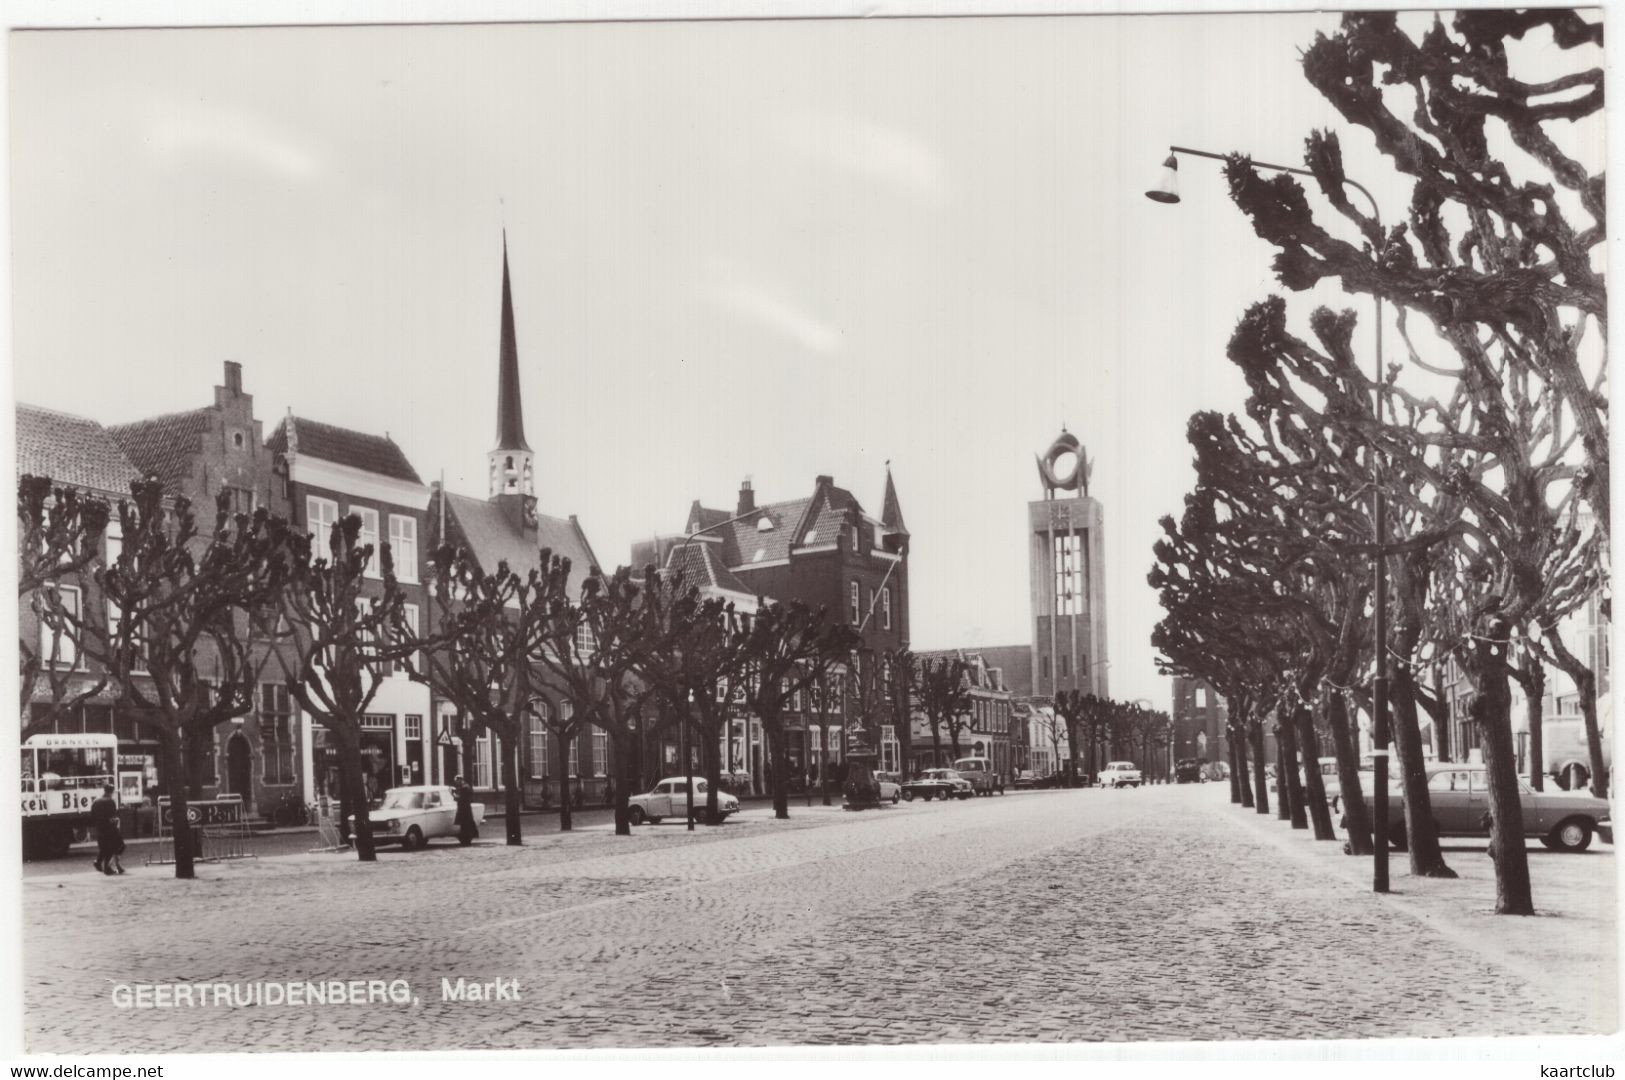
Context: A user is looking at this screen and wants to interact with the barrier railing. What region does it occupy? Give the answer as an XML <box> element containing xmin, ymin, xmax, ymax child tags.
<box><xmin>309</xmin><ymin>796</ymin><xmax>351</xmax><ymax>853</ymax></box>
<box><xmin>146</xmin><ymin>795</ymin><xmax>256</xmax><ymax>865</ymax></box>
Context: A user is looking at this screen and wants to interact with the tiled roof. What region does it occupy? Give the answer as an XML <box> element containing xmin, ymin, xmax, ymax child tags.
<box><xmin>666</xmin><ymin>542</ymin><xmax>755</xmax><ymax>597</ymax></box>
<box><xmin>107</xmin><ymin>408</ymin><xmax>211</xmax><ymax>492</ymax></box>
<box><xmin>694</xmin><ymin>497</ymin><xmax>812</xmax><ymax>567</ymax></box>
<box><xmin>16</xmin><ymin>404</ymin><xmax>144</xmax><ymax>497</ymax></box>
<box><xmin>441</xmin><ymin>491</ymin><xmax>597</xmax><ymax>598</ymax></box>
<box><xmin>965</xmin><ymin>645</ymin><xmax>1034</xmax><ymax>698</ymax></box>
<box><xmin>268</xmin><ymin>415</ymin><xmax>423</xmax><ymax>484</ymax></box>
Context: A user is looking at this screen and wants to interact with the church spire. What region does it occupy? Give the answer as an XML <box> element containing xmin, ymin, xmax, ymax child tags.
<box><xmin>489</xmin><ymin>232</ymin><xmax>536</xmax><ymax>512</ymax></box>
<box><xmin>494</xmin><ymin>231</ymin><xmax>531</xmax><ymax>453</ymax></box>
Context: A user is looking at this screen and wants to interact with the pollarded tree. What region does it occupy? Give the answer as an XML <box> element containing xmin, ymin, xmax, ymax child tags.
<box><xmin>19</xmin><ymin>476</ymin><xmax>113</xmax><ymax>734</ymax></box>
<box><xmin>402</xmin><ymin>547</ymin><xmax>546</xmax><ymax>846</ymax></box>
<box><xmin>78</xmin><ymin>481</ymin><xmax>289</xmax><ymax>879</ymax></box>
<box><xmin>884</xmin><ymin>648</ymin><xmax>916</xmax><ymax>777</ymax></box>
<box><xmin>530</xmin><ymin>558</ymin><xmax>655</xmax><ymax>836</ymax></box>
<box><xmin>915</xmin><ymin>656</ymin><xmax>970</xmax><ymax>773</ymax></box>
<box><xmin>1053</xmin><ymin>690</ymin><xmax>1092</xmax><ymax>787</ymax></box>
<box><xmin>634</xmin><ymin>574</ymin><xmax>752</xmax><ymax>825</ymax></box>
<box><xmin>264</xmin><ymin>513</ymin><xmax>407</xmax><ymax>864</ymax></box>
<box><xmin>738</xmin><ymin>600</ymin><xmax>860</xmax><ymax>820</ymax></box>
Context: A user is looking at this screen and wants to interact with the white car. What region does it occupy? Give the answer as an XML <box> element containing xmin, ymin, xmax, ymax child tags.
<box><xmin>873</xmin><ymin>771</ymin><xmax>903</xmax><ymax>804</ymax></box>
<box><xmin>1098</xmin><ymin>761</ymin><xmax>1143</xmax><ymax>788</ymax></box>
<box><xmin>353</xmin><ymin>785</ymin><xmax>485</xmax><ymax>850</ymax></box>
<box><xmin>627</xmin><ymin>777</ymin><xmax>740</xmax><ymax>825</ymax></box>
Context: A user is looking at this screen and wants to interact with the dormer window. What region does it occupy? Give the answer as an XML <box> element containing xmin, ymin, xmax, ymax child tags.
<box><xmin>757</xmin><ymin>516</ymin><xmax>774</xmax><ymax>532</ymax></box>
<box><xmin>804</xmin><ymin>529</ymin><xmax>817</xmax><ymax>543</ymax></box>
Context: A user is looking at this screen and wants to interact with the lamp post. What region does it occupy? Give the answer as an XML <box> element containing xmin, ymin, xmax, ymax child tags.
<box><xmin>1147</xmin><ymin>144</ymin><xmax>1390</xmax><ymax>892</ymax></box>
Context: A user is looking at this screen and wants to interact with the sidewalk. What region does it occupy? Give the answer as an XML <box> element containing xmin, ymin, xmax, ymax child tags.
<box><xmin>1225</xmin><ymin>797</ymin><xmax>1618</xmax><ymax>1032</ymax></box>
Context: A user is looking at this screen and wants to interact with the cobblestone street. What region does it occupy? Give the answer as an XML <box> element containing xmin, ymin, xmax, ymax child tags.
<box><xmin>21</xmin><ymin>786</ymin><xmax>1617</xmax><ymax>1052</ymax></box>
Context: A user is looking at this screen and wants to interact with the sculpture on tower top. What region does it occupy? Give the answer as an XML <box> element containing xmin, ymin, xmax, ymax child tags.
<box><xmin>1036</xmin><ymin>429</ymin><xmax>1092</xmax><ymax>499</ymax></box>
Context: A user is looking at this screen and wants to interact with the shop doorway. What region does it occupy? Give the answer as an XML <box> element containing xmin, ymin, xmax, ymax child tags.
<box><xmin>226</xmin><ymin>732</ymin><xmax>252</xmax><ymax>805</ymax></box>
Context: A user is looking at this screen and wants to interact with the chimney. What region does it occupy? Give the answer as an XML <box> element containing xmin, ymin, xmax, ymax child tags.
<box><xmin>737</xmin><ymin>477</ymin><xmax>755</xmax><ymax>516</ymax></box>
<box><xmin>223</xmin><ymin>360</ymin><xmax>243</xmax><ymax>395</ymax></box>
<box><xmin>815</xmin><ymin>474</ymin><xmax>833</xmax><ymax>488</ymax></box>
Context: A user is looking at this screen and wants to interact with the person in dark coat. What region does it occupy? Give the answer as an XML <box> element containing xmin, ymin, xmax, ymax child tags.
<box><xmin>89</xmin><ymin>785</ymin><xmax>123</xmax><ymax>875</ymax></box>
<box><xmin>452</xmin><ymin>775</ymin><xmax>477</xmax><ymax>846</ymax></box>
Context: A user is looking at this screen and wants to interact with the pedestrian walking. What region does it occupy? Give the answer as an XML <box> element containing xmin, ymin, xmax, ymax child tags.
<box><xmin>89</xmin><ymin>785</ymin><xmax>123</xmax><ymax>875</ymax></box>
<box><xmin>452</xmin><ymin>775</ymin><xmax>478</xmax><ymax>846</ymax></box>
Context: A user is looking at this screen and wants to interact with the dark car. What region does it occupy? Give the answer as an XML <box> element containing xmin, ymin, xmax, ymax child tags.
<box><xmin>1175</xmin><ymin>759</ymin><xmax>1204</xmax><ymax>784</ymax></box>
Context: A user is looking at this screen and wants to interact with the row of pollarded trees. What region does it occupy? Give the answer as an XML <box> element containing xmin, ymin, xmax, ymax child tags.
<box><xmin>1148</xmin><ymin>11</ymin><xmax>1607</xmax><ymax>915</ymax></box>
<box><xmin>22</xmin><ymin>476</ymin><xmax>923</xmax><ymax>878</ymax></box>
<box><xmin>1042</xmin><ymin>693</ymin><xmax>1173</xmax><ymax>786</ymax></box>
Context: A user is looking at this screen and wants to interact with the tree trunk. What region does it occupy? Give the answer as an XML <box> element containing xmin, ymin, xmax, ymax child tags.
<box><xmin>1064</xmin><ymin>722</ymin><xmax>1080</xmax><ymax>787</ymax></box>
<box><xmin>1429</xmin><ymin>666</ymin><xmax>1452</xmax><ymax>762</ymax></box>
<box><xmin>617</xmin><ymin>732</ymin><xmax>636</xmax><ymax>836</ymax></box>
<box><xmin>1466</xmin><ymin>634</ymin><xmax>1534</xmax><ymax>915</ymax></box>
<box><xmin>1514</xmin><ymin>656</ymin><xmax>1545</xmax><ymax>791</ymax></box>
<box><xmin>768</xmin><ymin>724</ymin><xmax>790</xmax><ymax>820</ymax></box>
<box><xmin>162</xmin><ymin>728</ymin><xmax>196</xmax><ymax>879</ymax></box>
<box><xmin>335</xmin><ymin>727</ymin><xmax>376</xmax><ymax>862</ymax></box>
<box><xmin>704</xmin><ymin>720</ymin><xmax>723</xmax><ymax>826</ymax></box>
<box><xmin>1226</xmin><ymin>730</ymin><xmax>1243</xmax><ymax>804</ymax></box>
<box><xmin>1280</xmin><ymin>711</ymin><xmax>1306</xmax><ymax>828</ymax></box>
<box><xmin>498</xmin><ymin>729</ymin><xmax>523</xmax><ymax>846</ymax></box>
<box><xmin>185</xmin><ymin>726</ymin><xmax>207</xmax><ymax>802</ymax></box>
<box><xmin>1274</xmin><ymin>734</ymin><xmax>1292</xmax><ymax>822</ymax></box>
<box><xmin>1390</xmin><ymin>661</ymin><xmax>1456</xmax><ymax>878</ymax></box>
<box><xmin>930</xmin><ymin>720</ymin><xmax>943</xmax><ymax>771</ymax></box>
<box><xmin>1327</xmin><ymin>693</ymin><xmax>1373</xmax><ymax>855</ymax></box>
<box><xmin>555</xmin><ymin>730</ymin><xmax>572</xmax><ymax>832</ymax></box>
<box><xmin>1248</xmin><ymin>719</ymin><xmax>1270</xmax><ymax>815</ymax></box>
<box><xmin>1547</xmin><ymin>628</ymin><xmax>1608</xmax><ymax>798</ymax></box>
<box><xmin>1294</xmin><ymin>707</ymin><xmax>1336</xmax><ymax>840</ymax></box>
<box><xmin>1234</xmin><ymin>727</ymin><xmax>1254</xmax><ymax>808</ymax></box>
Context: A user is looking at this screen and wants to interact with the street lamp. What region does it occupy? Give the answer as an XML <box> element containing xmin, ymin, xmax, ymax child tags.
<box><xmin>1147</xmin><ymin>144</ymin><xmax>1391</xmax><ymax>892</ymax></box>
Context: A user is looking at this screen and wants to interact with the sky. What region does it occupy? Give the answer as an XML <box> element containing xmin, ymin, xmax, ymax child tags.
<box><xmin>7</xmin><ymin>10</ymin><xmax>1601</xmax><ymax>710</ymax></box>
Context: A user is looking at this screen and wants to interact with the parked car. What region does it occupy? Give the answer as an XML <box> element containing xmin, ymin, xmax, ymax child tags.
<box><xmin>952</xmin><ymin>757</ymin><xmax>1005</xmax><ymax>796</ymax></box>
<box><xmin>1174</xmin><ymin>759</ymin><xmax>1204</xmax><ymax>784</ymax></box>
<box><xmin>872</xmin><ymin>771</ymin><xmax>903</xmax><ymax>804</ymax></box>
<box><xmin>1203</xmin><ymin>761</ymin><xmax>1230</xmax><ymax>782</ymax></box>
<box><xmin>352</xmin><ymin>785</ymin><xmax>484</xmax><ymax>850</ymax></box>
<box><xmin>627</xmin><ymin>777</ymin><xmax>740</xmax><ymax>825</ymax></box>
<box><xmin>1098</xmin><ymin>761</ymin><xmax>1143</xmax><ymax>788</ymax></box>
<box><xmin>1356</xmin><ymin>763</ymin><xmax>1613</xmax><ymax>852</ymax></box>
<box><xmin>1013</xmin><ymin>769</ymin><xmax>1038</xmax><ymax>790</ymax></box>
<box><xmin>902</xmin><ymin>769</ymin><xmax>973</xmax><ymax>801</ymax></box>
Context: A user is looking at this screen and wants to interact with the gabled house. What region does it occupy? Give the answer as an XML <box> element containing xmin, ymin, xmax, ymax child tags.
<box><xmin>640</xmin><ymin>470</ymin><xmax>911</xmax><ymax>793</ymax></box>
<box><xmin>266</xmin><ymin>410</ymin><xmax>433</xmax><ymax>807</ymax></box>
